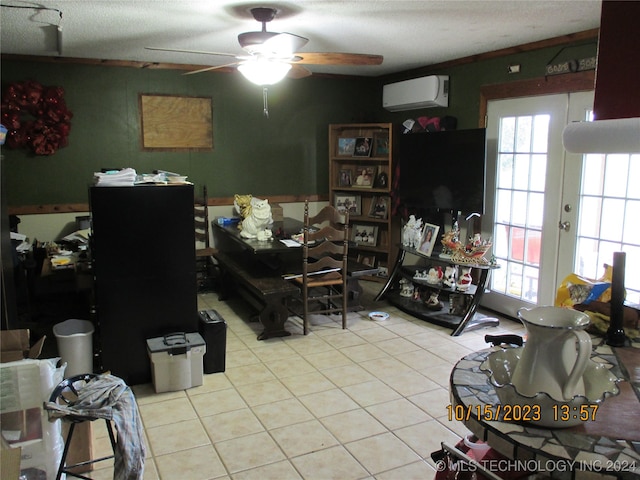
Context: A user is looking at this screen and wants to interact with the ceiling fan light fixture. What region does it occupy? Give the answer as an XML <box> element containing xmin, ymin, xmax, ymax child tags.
<box><xmin>238</xmin><ymin>59</ymin><xmax>291</xmax><ymax>85</ymax></box>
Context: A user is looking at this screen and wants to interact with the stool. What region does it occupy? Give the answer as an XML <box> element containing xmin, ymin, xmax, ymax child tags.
<box><xmin>47</xmin><ymin>373</ymin><xmax>117</xmax><ymax>480</ymax></box>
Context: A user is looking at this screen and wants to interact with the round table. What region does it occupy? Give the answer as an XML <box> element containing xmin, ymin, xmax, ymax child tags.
<box><xmin>449</xmin><ymin>341</ymin><xmax>640</xmax><ymax>479</ymax></box>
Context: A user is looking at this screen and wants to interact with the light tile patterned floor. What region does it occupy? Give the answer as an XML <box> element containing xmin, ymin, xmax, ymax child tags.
<box><xmin>90</xmin><ymin>281</ymin><xmax>525</xmax><ymax>480</ymax></box>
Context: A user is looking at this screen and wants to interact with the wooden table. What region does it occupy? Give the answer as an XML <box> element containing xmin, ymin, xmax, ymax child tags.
<box><xmin>212</xmin><ymin>217</ymin><xmax>378</xmax><ymax>339</ymax></box>
<box><xmin>448</xmin><ymin>340</ymin><xmax>640</xmax><ymax>479</ymax></box>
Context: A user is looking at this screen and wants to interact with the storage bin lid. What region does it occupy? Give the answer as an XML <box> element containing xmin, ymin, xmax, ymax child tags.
<box><xmin>146</xmin><ymin>332</ymin><xmax>205</xmax><ymax>355</ymax></box>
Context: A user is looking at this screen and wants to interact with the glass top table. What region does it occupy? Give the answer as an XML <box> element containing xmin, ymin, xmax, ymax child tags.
<box><xmin>448</xmin><ymin>339</ymin><xmax>640</xmax><ymax>479</ymax></box>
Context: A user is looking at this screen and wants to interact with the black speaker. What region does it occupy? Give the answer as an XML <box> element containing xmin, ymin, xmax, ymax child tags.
<box><xmin>198</xmin><ymin>310</ymin><xmax>227</xmax><ymax>374</ymax></box>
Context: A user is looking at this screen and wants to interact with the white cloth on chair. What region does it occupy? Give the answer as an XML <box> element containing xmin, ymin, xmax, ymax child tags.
<box><xmin>45</xmin><ymin>373</ymin><xmax>146</xmax><ymax>480</ymax></box>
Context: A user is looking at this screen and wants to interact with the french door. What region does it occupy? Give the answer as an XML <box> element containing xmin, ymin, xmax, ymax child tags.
<box><xmin>481</xmin><ymin>92</ymin><xmax>595</xmax><ymax>318</ymax></box>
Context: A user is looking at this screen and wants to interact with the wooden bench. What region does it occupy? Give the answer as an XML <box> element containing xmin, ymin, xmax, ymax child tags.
<box><xmin>213</xmin><ymin>251</ymin><xmax>300</xmax><ymax>340</ymax></box>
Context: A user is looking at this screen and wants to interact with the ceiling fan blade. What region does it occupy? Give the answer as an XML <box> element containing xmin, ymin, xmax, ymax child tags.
<box><xmin>287</xmin><ymin>64</ymin><xmax>312</xmax><ymax>79</ymax></box>
<box><xmin>183</xmin><ymin>62</ymin><xmax>240</xmax><ymax>76</ymax></box>
<box><xmin>292</xmin><ymin>52</ymin><xmax>383</xmax><ymax>66</ymax></box>
<box><xmin>145</xmin><ymin>46</ymin><xmax>237</xmax><ymax>58</ymax></box>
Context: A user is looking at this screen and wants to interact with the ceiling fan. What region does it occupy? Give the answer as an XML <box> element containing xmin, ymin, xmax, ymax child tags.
<box><xmin>146</xmin><ymin>7</ymin><xmax>383</xmax><ymax>85</ymax></box>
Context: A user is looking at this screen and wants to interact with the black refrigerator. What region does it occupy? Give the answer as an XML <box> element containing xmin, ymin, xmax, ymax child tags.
<box><xmin>90</xmin><ymin>184</ymin><xmax>197</xmax><ymax>385</ymax></box>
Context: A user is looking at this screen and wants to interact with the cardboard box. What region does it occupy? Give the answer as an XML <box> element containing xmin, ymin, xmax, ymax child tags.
<box><xmin>0</xmin><ymin>360</ymin><xmax>57</xmax><ymax>478</ymax></box>
<box><xmin>1</xmin><ymin>437</ymin><xmax>21</xmax><ymax>480</ymax></box>
<box><xmin>0</xmin><ymin>330</ymin><xmax>45</xmax><ymax>363</ymax></box>
<box><xmin>271</xmin><ymin>203</ymin><xmax>283</xmax><ymax>222</ymax></box>
<box><xmin>62</xmin><ymin>421</ymin><xmax>93</xmax><ymax>475</ymax></box>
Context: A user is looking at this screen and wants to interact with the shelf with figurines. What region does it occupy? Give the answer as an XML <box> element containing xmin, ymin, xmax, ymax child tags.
<box><xmin>374</xmin><ymin>215</ymin><xmax>500</xmax><ymax>336</ymax></box>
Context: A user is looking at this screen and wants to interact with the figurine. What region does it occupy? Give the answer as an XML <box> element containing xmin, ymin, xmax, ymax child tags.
<box><xmin>457</xmin><ymin>267</ymin><xmax>473</xmax><ymax>291</ymax></box>
<box><xmin>399</xmin><ymin>278</ymin><xmax>415</xmax><ymax>297</ymax></box>
<box><xmin>234</xmin><ymin>194</ymin><xmax>254</xmax><ymax>218</ymax></box>
<box><xmin>402</xmin><ymin>215</ymin><xmax>423</xmax><ymax>249</ymax></box>
<box><xmin>256</xmin><ymin>229</ymin><xmax>273</xmax><ymax>241</ymax></box>
<box><xmin>425</xmin><ymin>292</ymin><xmax>443</xmax><ymax>311</ymax></box>
<box><xmin>240</xmin><ymin>198</ymin><xmax>273</xmax><ymax>239</ymax></box>
<box><xmin>413</xmin><ymin>270</ymin><xmax>429</xmax><ymax>280</ymax></box>
<box><xmin>443</xmin><ymin>265</ymin><xmax>457</xmax><ymax>288</ymax></box>
<box><xmin>425</xmin><ymin>267</ymin><xmax>441</xmax><ymax>285</ymax></box>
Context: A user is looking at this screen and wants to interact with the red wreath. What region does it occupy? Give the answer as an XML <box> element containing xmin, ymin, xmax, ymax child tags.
<box><xmin>1</xmin><ymin>80</ymin><xmax>73</xmax><ymax>155</ymax></box>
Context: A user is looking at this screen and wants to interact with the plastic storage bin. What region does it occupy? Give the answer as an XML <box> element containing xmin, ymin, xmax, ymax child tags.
<box><xmin>53</xmin><ymin>319</ymin><xmax>94</xmax><ymax>378</ymax></box>
<box><xmin>146</xmin><ymin>332</ymin><xmax>205</xmax><ymax>393</ymax></box>
<box><xmin>198</xmin><ymin>310</ymin><xmax>227</xmax><ymax>374</ymax></box>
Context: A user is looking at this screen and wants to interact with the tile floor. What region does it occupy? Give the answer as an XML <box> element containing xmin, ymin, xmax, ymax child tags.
<box><xmin>89</xmin><ymin>281</ymin><xmax>525</xmax><ymax>480</ymax></box>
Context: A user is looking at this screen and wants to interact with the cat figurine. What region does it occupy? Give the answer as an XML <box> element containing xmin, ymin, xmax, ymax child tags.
<box><xmin>240</xmin><ymin>198</ymin><xmax>273</xmax><ymax>239</ymax></box>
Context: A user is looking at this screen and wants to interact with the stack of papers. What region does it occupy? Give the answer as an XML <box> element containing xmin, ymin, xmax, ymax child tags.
<box><xmin>94</xmin><ymin>168</ymin><xmax>137</xmax><ymax>186</ymax></box>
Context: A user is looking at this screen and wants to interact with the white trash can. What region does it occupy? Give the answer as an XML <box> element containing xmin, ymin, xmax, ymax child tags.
<box><xmin>53</xmin><ymin>319</ymin><xmax>94</xmax><ymax>378</ymax></box>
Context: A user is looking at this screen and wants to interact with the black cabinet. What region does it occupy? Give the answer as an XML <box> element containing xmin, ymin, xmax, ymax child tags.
<box><xmin>90</xmin><ymin>185</ymin><xmax>197</xmax><ymax>385</ymax></box>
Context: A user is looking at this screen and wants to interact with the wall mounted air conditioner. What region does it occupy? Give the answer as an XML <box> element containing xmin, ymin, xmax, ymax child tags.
<box><xmin>382</xmin><ymin>75</ymin><xmax>449</xmax><ymax>111</ymax></box>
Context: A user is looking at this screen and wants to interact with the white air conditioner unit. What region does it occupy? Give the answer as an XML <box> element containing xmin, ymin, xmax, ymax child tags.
<box><xmin>382</xmin><ymin>75</ymin><xmax>449</xmax><ymax>111</ymax></box>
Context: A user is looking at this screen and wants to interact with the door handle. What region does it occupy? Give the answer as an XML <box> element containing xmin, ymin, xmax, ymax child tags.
<box><xmin>559</xmin><ymin>221</ymin><xmax>571</xmax><ymax>231</ymax></box>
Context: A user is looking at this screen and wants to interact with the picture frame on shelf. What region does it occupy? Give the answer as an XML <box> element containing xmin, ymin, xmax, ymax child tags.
<box><xmin>338</xmin><ymin>169</ymin><xmax>352</xmax><ymax>187</ymax></box>
<box><xmin>338</xmin><ymin>137</ymin><xmax>356</xmax><ymax>156</ymax></box>
<box><xmin>374</xmin><ymin>171</ymin><xmax>389</xmax><ymax>188</ymax></box>
<box><xmin>368</xmin><ymin>196</ymin><xmax>389</xmax><ymax>219</ymax></box>
<box><xmin>417</xmin><ymin>223</ymin><xmax>440</xmax><ymax>257</ymax></box>
<box><xmin>353</xmin><ymin>137</ymin><xmax>373</xmax><ymax>157</ymax></box>
<box><xmin>353</xmin><ymin>166</ymin><xmax>377</xmax><ymax>188</ymax></box>
<box><xmin>334</xmin><ymin>193</ymin><xmax>361</xmax><ymax>216</ymax></box>
<box><xmin>357</xmin><ymin>254</ymin><xmax>376</xmax><ymax>267</ymax></box>
<box><xmin>373</xmin><ymin>132</ymin><xmax>389</xmax><ymax>156</ymax></box>
<box><xmin>352</xmin><ymin>224</ymin><xmax>379</xmax><ymax>246</ymax></box>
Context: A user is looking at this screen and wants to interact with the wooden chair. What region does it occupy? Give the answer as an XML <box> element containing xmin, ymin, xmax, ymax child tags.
<box><xmin>289</xmin><ymin>200</ymin><xmax>350</xmax><ymax>335</ymax></box>
<box><xmin>194</xmin><ymin>186</ymin><xmax>218</xmax><ymax>291</ymax></box>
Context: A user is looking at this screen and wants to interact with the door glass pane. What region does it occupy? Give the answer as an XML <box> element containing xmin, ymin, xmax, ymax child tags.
<box><xmin>629</xmin><ymin>157</ymin><xmax>640</xmax><ymax>199</ymax></box>
<box><xmin>530</xmin><ymin>154</ymin><xmax>547</xmax><ymax>192</ymax></box>
<box><xmin>499</xmin><ymin>117</ymin><xmax>515</xmax><ymax>151</ymax></box>
<box><xmin>496</xmin><ymin>189</ymin><xmax>512</xmax><ymax>223</ymax></box>
<box><xmin>497</xmin><ymin>154</ymin><xmax>514</xmax><ymax>189</ymax></box>
<box><xmin>528</xmin><ymin>193</ymin><xmax>544</xmax><ymax>228</ymax></box>
<box><xmin>600</xmin><ymin>198</ymin><xmax>625</xmax><ymax>241</ymax></box>
<box><xmin>578</xmin><ymin>196</ymin><xmax>601</xmax><ymax>237</ymax></box>
<box><xmin>603</xmin><ymin>154</ymin><xmax>629</xmax><ymax>198</ymax></box>
<box><xmin>515</xmin><ymin>117</ymin><xmax>532</xmax><ymax>151</ymax></box>
<box><xmin>510</xmin><ymin>226</ymin><xmax>525</xmax><ymax>261</ymax></box>
<box><xmin>532</xmin><ymin>116</ymin><xmax>550</xmax><ymax>152</ymax></box>
<box><xmin>513</xmin><ymin>154</ymin><xmax>530</xmax><ymax>190</ymax></box>
<box><xmin>582</xmin><ymin>155</ymin><xmax>605</xmax><ymax>195</ymax></box>
<box><xmin>624</xmin><ymin>201</ymin><xmax>640</xmax><ymax>244</ymax></box>
<box><xmin>491</xmin><ymin>114</ymin><xmax>549</xmax><ymax>303</ymax></box>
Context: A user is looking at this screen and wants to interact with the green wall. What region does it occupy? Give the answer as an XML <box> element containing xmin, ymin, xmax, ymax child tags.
<box><xmin>383</xmin><ymin>41</ymin><xmax>597</xmax><ymax>129</ymax></box>
<box><xmin>1</xmin><ymin>61</ymin><xmax>379</xmax><ymax>206</ymax></box>
<box><xmin>1</xmin><ymin>37</ymin><xmax>596</xmax><ymax>207</ymax></box>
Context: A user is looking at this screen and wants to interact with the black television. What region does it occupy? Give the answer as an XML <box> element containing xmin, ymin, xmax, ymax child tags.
<box><xmin>398</xmin><ymin>128</ymin><xmax>487</xmax><ymax>216</ymax></box>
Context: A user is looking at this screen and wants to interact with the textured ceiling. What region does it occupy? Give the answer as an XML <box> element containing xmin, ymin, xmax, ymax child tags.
<box><xmin>1</xmin><ymin>0</ymin><xmax>602</xmax><ymax>77</ymax></box>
